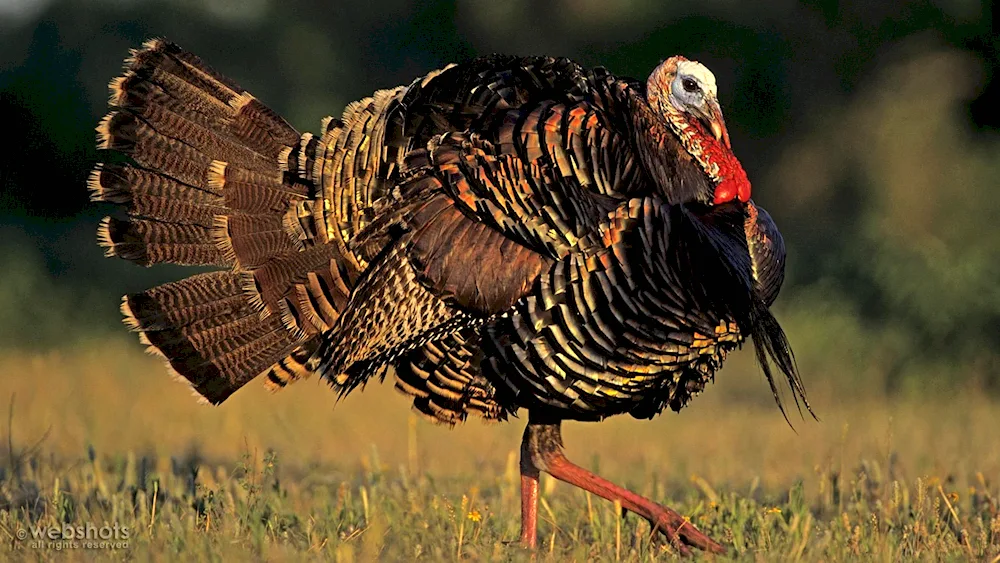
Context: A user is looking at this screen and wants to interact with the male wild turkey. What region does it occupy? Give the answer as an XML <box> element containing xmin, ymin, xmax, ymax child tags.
<box><xmin>91</xmin><ymin>39</ymin><xmax>811</xmax><ymax>554</ymax></box>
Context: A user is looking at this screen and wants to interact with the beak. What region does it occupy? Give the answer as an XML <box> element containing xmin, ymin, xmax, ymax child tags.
<box><xmin>702</xmin><ymin>96</ymin><xmax>731</xmax><ymax>149</ymax></box>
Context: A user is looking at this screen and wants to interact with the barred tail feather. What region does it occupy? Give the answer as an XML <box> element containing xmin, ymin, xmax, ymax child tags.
<box><xmin>122</xmin><ymin>272</ymin><xmax>304</xmax><ymax>404</ymax></box>
<box><xmin>98</xmin><ymin>215</ymin><xmax>223</xmax><ymax>266</ymax></box>
<box><xmin>94</xmin><ymin>39</ymin><xmax>354</xmax><ymax>403</ymax></box>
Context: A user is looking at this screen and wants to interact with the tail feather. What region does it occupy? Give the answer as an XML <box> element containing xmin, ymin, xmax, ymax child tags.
<box><xmin>101</xmin><ymin>100</ymin><xmax>276</xmax><ymax>175</ymax></box>
<box><xmin>93</xmin><ymin>39</ymin><xmax>357</xmax><ymax>403</ymax></box>
<box><xmin>213</xmin><ymin>162</ymin><xmax>306</xmax><ymax>213</ymax></box>
<box><xmin>213</xmin><ymin>214</ymin><xmax>296</xmax><ymax>270</ymax></box>
<box><xmin>97</xmin><ymin>216</ymin><xmax>222</xmax><ymax>266</ymax></box>
<box><xmin>122</xmin><ymin>271</ymin><xmax>246</xmax><ymax>330</ymax></box>
<box><xmin>122</xmin><ymin>271</ymin><xmax>302</xmax><ymax>404</ymax></box>
<box><xmin>243</xmin><ymin>244</ymin><xmax>352</xmax><ymax>318</ymax></box>
<box><xmin>115</xmin><ymin>40</ymin><xmax>298</xmax><ymax>157</ymax></box>
<box><xmin>97</xmin><ymin>111</ymin><xmax>218</xmax><ymax>189</ymax></box>
<box><xmin>89</xmin><ymin>163</ymin><xmax>222</xmax><ymax>227</ymax></box>
<box><xmin>121</xmin><ymin>40</ymin><xmax>243</xmax><ymax>107</ymax></box>
<box><xmin>95</xmin><ymin>38</ymin><xmax>309</xmax><ymax>271</ymax></box>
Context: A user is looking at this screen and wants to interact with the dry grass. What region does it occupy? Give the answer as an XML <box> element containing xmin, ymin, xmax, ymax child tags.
<box><xmin>0</xmin><ymin>339</ymin><xmax>998</xmax><ymax>561</ymax></box>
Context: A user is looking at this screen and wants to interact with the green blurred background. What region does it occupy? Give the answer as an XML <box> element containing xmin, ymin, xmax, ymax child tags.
<box><xmin>1</xmin><ymin>0</ymin><xmax>997</xmax><ymax>397</ymax></box>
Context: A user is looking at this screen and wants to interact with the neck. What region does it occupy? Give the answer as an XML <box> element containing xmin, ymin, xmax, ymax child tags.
<box><xmin>662</xmin><ymin>107</ymin><xmax>751</xmax><ymax>204</ymax></box>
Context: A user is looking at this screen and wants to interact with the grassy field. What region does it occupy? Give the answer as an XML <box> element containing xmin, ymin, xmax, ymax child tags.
<box><xmin>0</xmin><ymin>339</ymin><xmax>998</xmax><ymax>561</ymax></box>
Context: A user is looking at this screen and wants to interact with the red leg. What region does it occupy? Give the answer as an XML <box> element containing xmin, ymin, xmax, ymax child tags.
<box><xmin>520</xmin><ymin>417</ymin><xmax>726</xmax><ymax>555</ymax></box>
<box><xmin>519</xmin><ymin>473</ymin><xmax>540</xmax><ymax>547</ymax></box>
<box><xmin>519</xmin><ymin>424</ymin><xmax>541</xmax><ymax>547</ymax></box>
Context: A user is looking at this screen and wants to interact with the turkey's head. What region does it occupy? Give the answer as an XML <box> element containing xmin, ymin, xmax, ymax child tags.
<box><xmin>646</xmin><ymin>57</ymin><xmax>751</xmax><ymax>205</ymax></box>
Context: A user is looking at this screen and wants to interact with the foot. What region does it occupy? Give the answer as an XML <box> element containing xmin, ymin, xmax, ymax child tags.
<box><xmin>644</xmin><ymin>503</ymin><xmax>726</xmax><ymax>556</ymax></box>
<box><xmin>520</xmin><ymin>417</ymin><xmax>729</xmax><ymax>556</ymax></box>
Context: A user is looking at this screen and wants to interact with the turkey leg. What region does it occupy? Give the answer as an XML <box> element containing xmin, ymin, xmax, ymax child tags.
<box><xmin>518</xmin><ymin>415</ymin><xmax>726</xmax><ymax>555</ymax></box>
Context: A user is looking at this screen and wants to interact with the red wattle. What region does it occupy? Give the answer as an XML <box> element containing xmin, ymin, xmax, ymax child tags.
<box><xmin>711</xmin><ymin>159</ymin><xmax>751</xmax><ymax>204</ymax></box>
<box><xmin>713</xmin><ymin>181</ymin><xmax>737</xmax><ymax>205</ymax></box>
<box><xmin>738</xmin><ymin>180</ymin><xmax>751</xmax><ymax>202</ymax></box>
<box><xmin>681</xmin><ymin>115</ymin><xmax>753</xmax><ymax>205</ymax></box>
<box><xmin>730</xmin><ymin>160</ymin><xmax>751</xmax><ymax>202</ymax></box>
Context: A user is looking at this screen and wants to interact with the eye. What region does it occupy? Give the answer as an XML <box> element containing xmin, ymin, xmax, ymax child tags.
<box><xmin>682</xmin><ymin>78</ymin><xmax>699</xmax><ymax>93</ymax></box>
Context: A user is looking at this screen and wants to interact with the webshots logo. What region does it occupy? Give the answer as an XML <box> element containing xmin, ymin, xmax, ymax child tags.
<box><xmin>10</xmin><ymin>522</ymin><xmax>130</xmax><ymax>550</ymax></box>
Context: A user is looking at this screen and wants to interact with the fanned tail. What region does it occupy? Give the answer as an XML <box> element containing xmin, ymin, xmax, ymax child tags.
<box><xmin>92</xmin><ymin>39</ymin><xmax>357</xmax><ymax>403</ymax></box>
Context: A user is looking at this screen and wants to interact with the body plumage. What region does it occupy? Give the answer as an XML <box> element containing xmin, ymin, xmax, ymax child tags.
<box><xmin>91</xmin><ymin>40</ymin><xmax>810</xmax><ymax>552</ymax></box>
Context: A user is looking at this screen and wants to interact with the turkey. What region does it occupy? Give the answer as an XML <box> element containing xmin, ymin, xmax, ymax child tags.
<box><xmin>90</xmin><ymin>39</ymin><xmax>812</xmax><ymax>554</ymax></box>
